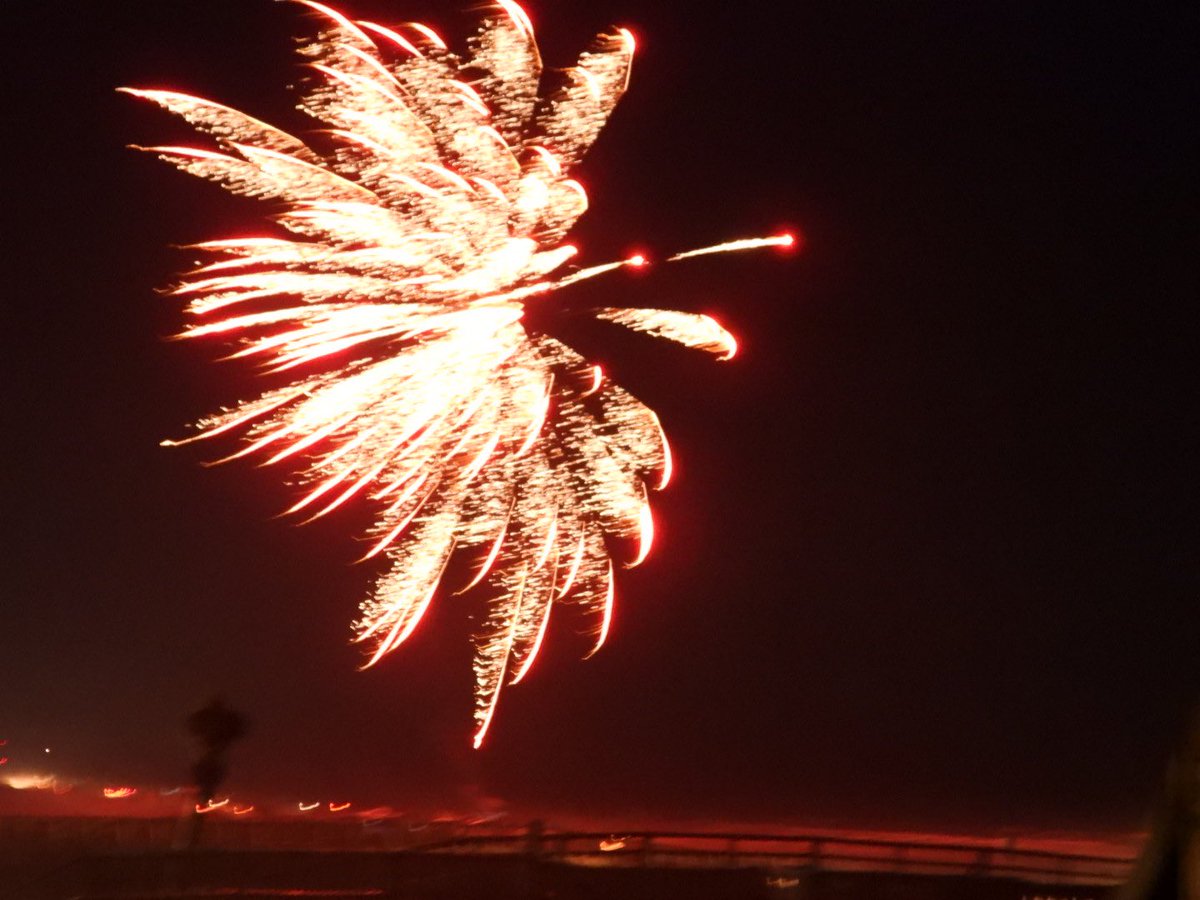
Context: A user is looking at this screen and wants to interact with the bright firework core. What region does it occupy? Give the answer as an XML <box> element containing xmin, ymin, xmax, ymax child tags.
<box><xmin>125</xmin><ymin>0</ymin><xmax>787</xmax><ymax>747</ymax></box>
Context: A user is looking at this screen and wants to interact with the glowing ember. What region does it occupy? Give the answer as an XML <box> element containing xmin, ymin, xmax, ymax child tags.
<box><xmin>126</xmin><ymin>1</ymin><xmax>785</xmax><ymax>745</ymax></box>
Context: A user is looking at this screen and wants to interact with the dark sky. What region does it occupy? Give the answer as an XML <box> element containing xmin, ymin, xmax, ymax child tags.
<box><xmin>3</xmin><ymin>1</ymin><xmax>1195</xmax><ymax>832</ymax></box>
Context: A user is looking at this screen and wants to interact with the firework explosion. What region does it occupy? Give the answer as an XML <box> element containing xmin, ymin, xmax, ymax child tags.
<box><xmin>125</xmin><ymin>0</ymin><xmax>789</xmax><ymax>746</ymax></box>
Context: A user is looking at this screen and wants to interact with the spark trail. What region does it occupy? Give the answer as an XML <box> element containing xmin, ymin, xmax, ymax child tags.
<box><xmin>126</xmin><ymin>0</ymin><xmax>788</xmax><ymax>745</ymax></box>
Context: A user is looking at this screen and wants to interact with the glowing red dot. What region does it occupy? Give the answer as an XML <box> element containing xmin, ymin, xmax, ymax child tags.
<box><xmin>772</xmin><ymin>230</ymin><xmax>803</xmax><ymax>255</ymax></box>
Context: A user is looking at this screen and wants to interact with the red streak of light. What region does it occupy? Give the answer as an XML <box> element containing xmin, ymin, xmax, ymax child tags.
<box><xmin>474</xmin><ymin>568</ymin><xmax>527</xmax><ymax>748</ymax></box>
<box><xmin>329</xmin><ymin>802</ymin><xmax>352</xmax><ymax>812</ymax></box>
<box><xmin>584</xmin><ymin>560</ymin><xmax>615</xmax><ymax>658</ymax></box>
<box><xmin>654</xmin><ymin>416</ymin><xmax>672</xmax><ymax>490</ymax></box>
<box><xmin>580</xmin><ymin>365</ymin><xmax>603</xmax><ymax>398</ymax></box>
<box><xmin>103</xmin><ymin>786</ymin><xmax>137</xmax><ymax>799</ymax></box>
<box><xmin>407</xmin><ymin>22</ymin><xmax>447</xmax><ymax>50</ymax></box>
<box><xmin>473</xmin><ymin>682</ymin><xmax>502</xmax><ymax>749</ymax></box>
<box><xmin>294</xmin><ymin>1</ymin><xmax>371</xmax><ymax>45</ymax></box>
<box><xmin>509</xmin><ymin>590</ymin><xmax>553</xmax><ymax>685</ymax></box>
<box><xmin>555</xmin><ymin>534</ymin><xmax>587</xmax><ymax>598</ymax></box>
<box><xmin>357</xmin><ymin>20</ymin><xmax>422</xmax><ymax>57</ymax></box>
<box><xmin>627</xmin><ymin>501</ymin><xmax>654</xmax><ymax>568</ymax></box>
<box><xmin>357</xmin><ymin>475</ymin><xmax>432</xmax><ymax>561</ymax></box>
<box><xmin>360</xmin><ymin>541</ymin><xmax>454</xmax><ymax>664</ymax></box>
<box><xmin>533</xmin><ymin>508</ymin><xmax>558</xmax><ymax>571</ymax></box>
<box><xmin>497</xmin><ymin>0</ymin><xmax>535</xmax><ymax>39</ymax></box>
<box><xmin>457</xmin><ymin>507</ymin><xmax>512</xmax><ymax>594</ymax></box>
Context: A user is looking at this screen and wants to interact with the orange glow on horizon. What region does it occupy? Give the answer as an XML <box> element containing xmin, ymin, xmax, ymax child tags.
<box><xmin>3</xmin><ymin>773</ymin><xmax>55</xmax><ymax>791</ymax></box>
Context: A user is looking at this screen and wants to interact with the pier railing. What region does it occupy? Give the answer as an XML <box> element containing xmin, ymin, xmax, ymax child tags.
<box><xmin>0</xmin><ymin>817</ymin><xmax>1137</xmax><ymax>888</ymax></box>
<box><xmin>416</xmin><ymin>829</ymin><xmax>1136</xmax><ymax>886</ymax></box>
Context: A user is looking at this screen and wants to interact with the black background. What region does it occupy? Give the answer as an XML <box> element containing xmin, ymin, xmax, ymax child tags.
<box><xmin>3</xmin><ymin>0</ymin><xmax>1195</xmax><ymax>832</ymax></box>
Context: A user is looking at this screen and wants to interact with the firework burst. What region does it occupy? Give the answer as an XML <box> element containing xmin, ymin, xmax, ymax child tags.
<box><xmin>125</xmin><ymin>0</ymin><xmax>789</xmax><ymax>746</ymax></box>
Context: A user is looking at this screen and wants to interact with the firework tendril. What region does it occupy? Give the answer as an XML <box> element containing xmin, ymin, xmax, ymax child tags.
<box><xmin>125</xmin><ymin>0</ymin><xmax>790</xmax><ymax>746</ymax></box>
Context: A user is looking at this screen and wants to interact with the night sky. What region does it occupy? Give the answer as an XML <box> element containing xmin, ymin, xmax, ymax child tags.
<box><xmin>3</xmin><ymin>1</ymin><xmax>1195</xmax><ymax>832</ymax></box>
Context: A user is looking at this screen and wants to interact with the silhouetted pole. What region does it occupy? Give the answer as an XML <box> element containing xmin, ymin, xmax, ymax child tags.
<box><xmin>184</xmin><ymin>695</ymin><xmax>248</xmax><ymax>848</ymax></box>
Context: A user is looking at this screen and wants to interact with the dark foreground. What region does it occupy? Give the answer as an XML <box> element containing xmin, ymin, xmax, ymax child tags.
<box><xmin>3</xmin><ymin>816</ymin><xmax>1134</xmax><ymax>900</ymax></box>
<box><xmin>6</xmin><ymin>848</ymin><xmax>1124</xmax><ymax>900</ymax></box>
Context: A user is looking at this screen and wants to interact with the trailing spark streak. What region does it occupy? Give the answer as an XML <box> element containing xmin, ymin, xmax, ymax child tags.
<box><xmin>129</xmin><ymin>1</ymin><xmax>784</xmax><ymax>745</ymax></box>
<box><xmin>666</xmin><ymin>233</ymin><xmax>795</xmax><ymax>261</ymax></box>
